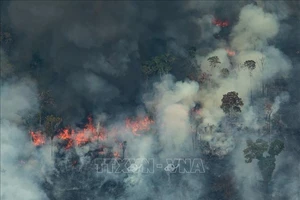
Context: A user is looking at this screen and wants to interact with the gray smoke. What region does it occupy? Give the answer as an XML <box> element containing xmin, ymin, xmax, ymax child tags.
<box><xmin>0</xmin><ymin>79</ymin><xmax>53</xmax><ymax>200</ymax></box>
<box><xmin>1</xmin><ymin>1</ymin><xmax>300</xmax><ymax>200</ymax></box>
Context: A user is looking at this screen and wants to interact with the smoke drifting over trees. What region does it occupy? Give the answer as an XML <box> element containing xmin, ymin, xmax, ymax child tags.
<box><xmin>1</xmin><ymin>1</ymin><xmax>300</xmax><ymax>200</ymax></box>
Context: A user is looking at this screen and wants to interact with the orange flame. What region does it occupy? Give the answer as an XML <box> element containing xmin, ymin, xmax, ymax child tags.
<box><xmin>30</xmin><ymin>131</ymin><xmax>45</xmax><ymax>146</ymax></box>
<box><xmin>74</xmin><ymin>131</ymin><xmax>89</xmax><ymax>146</ymax></box>
<box><xmin>125</xmin><ymin>116</ymin><xmax>154</xmax><ymax>136</ymax></box>
<box><xmin>33</xmin><ymin>116</ymin><xmax>154</xmax><ymax>150</ymax></box>
<box><xmin>65</xmin><ymin>140</ymin><xmax>73</xmax><ymax>149</ymax></box>
<box><xmin>57</xmin><ymin>128</ymin><xmax>73</xmax><ymax>140</ymax></box>
<box><xmin>212</xmin><ymin>18</ymin><xmax>229</xmax><ymax>27</ymax></box>
<box><xmin>57</xmin><ymin>117</ymin><xmax>107</xmax><ymax>149</ymax></box>
<box><xmin>226</xmin><ymin>49</ymin><xmax>236</xmax><ymax>56</ymax></box>
<box><xmin>113</xmin><ymin>151</ymin><xmax>120</xmax><ymax>158</ymax></box>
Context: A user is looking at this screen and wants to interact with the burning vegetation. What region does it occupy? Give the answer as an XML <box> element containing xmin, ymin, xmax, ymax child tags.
<box><xmin>30</xmin><ymin>131</ymin><xmax>46</xmax><ymax>146</ymax></box>
<box><xmin>31</xmin><ymin>116</ymin><xmax>154</xmax><ymax>150</ymax></box>
<box><xmin>212</xmin><ymin>18</ymin><xmax>230</xmax><ymax>27</ymax></box>
<box><xmin>125</xmin><ymin>116</ymin><xmax>154</xmax><ymax>136</ymax></box>
<box><xmin>2</xmin><ymin>2</ymin><xmax>299</xmax><ymax>200</ymax></box>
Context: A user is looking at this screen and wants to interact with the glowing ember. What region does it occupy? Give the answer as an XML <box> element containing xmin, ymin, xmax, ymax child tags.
<box><xmin>30</xmin><ymin>131</ymin><xmax>45</xmax><ymax>146</ymax></box>
<box><xmin>125</xmin><ymin>116</ymin><xmax>154</xmax><ymax>136</ymax></box>
<box><xmin>74</xmin><ymin>131</ymin><xmax>89</xmax><ymax>146</ymax></box>
<box><xmin>57</xmin><ymin>128</ymin><xmax>72</xmax><ymax>140</ymax></box>
<box><xmin>212</xmin><ymin>18</ymin><xmax>229</xmax><ymax>27</ymax></box>
<box><xmin>226</xmin><ymin>49</ymin><xmax>236</xmax><ymax>56</ymax></box>
<box><xmin>65</xmin><ymin>140</ymin><xmax>73</xmax><ymax>149</ymax></box>
<box><xmin>113</xmin><ymin>151</ymin><xmax>120</xmax><ymax>158</ymax></box>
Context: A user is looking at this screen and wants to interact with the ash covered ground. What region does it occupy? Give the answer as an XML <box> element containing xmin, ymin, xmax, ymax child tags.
<box><xmin>1</xmin><ymin>1</ymin><xmax>300</xmax><ymax>200</ymax></box>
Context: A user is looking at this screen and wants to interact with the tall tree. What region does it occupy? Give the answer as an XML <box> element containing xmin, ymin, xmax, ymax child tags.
<box><xmin>155</xmin><ymin>53</ymin><xmax>175</xmax><ymax>77</ymax></box>
<box><xmin>220</xmin><ymin>91</ymin><xmax>244</xmax><ymax>116</ymax></box>
<box><xmin>244</xmin><ymin>139</ymin><xmax>284</xmax><ymax>199</ymax></box>
<box><xmin>259</xmin><ymin>58</ymin><xmax>267</xmax><ymax>95</ymax></box>
<box><xmin>244</xmin><ymin>60</ymin><xmax>256</xmax><ymax>103</ymax></box>
<box><xmin>142</xmin><ymin>60</ymin><xmax>157</xmax><ymax>86</ymax></box>
<box><xmin>207</xmin><ymin>56</ymin><xmax>221</xmax><ymax>68</ymax></box>
<box><xmin>244</xmin><ymin>60</ymin><xmax>256</xmax><ymax>74</ymax></box>
<box><xmin>44</xmin><ymin>115</ymin><xmax>62</xmax><ymax>139</ymax></box>
<box><xmin>38</xmin><ymin>90</ymin><xmax>55</xmax><ymax>126</ymax></box>
<box><xmin>44</xmin><ymin>115</ymin><xmax>62</xmax><ymax>158</ymax></box>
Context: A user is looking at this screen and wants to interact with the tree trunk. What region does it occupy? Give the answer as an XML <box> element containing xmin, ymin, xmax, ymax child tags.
<box><xmin>122</xmin><ymin>147</ymin><xmax>125</xmax><ymax>160</ymax></box>
<box><xmin>51</xmin><ymin>138</ymin><xmax>53</xmax><ymax>158</ymax></box>
<box><xmin>250</xmin><ymin>74</ymin><xmax>252</xmax><ymax>105</ymax></box>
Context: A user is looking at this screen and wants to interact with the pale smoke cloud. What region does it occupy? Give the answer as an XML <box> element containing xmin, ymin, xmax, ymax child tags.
<box><xmin>1</xmin><ymin>80</ymin><xmax>51</xmax><ymax>200</ymax></box>
<box><xmin>160</xmin><ymin>104</ymin><xmax>191</xmax><ymax>153</ymax></box>
<box><xmin>271</xmin><ymin>92</ymin><xmax>290</xmax><ymax>115</ymax></box>
<box><xmin>272</xmin><ymin>152</ymin><xmax>300</xmax><ymax>199</ymax></box>
<box><xmin>144</xmin><ymin>75</ymin><xmax>199</xmax><ymax>156</ymax></box>
<box><xmin>230</xmin><ymin>4</ymin><xmax>279</xmax><ymax>52</ymax></box>
<box><xmin>1</xmin><ymin>79</ymin><xmax>39</xmax><ymax>123</ymax></box>
<box><xmin>225</xmin><ymin>5</ymin><xmax>292</xmax><ymax>200</ymax></box>
<box><xmin>231</xmin><ymin>139</ymin><xmax>263</xmax><ymax>200</ymax></box>
<box><xmin>200</xmin><ymin>131</ymin><xmax>235</xmax><ymax>157</ymax></box>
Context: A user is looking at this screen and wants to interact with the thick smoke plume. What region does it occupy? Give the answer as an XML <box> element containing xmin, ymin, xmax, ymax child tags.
<box><xmin>1</xmin><ymin>79</ymin><xmax>53</xmax><ymax>200</ymax></box>
<box><xmin>1</xmin><ymin>1</ymin><xmax>300</xmax><ymax>200</ymax></box>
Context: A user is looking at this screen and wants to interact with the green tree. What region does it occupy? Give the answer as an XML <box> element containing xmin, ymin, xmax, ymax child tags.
<box><xmin>244</xmin><ymin>139</ymin><xmax>284</xmax><ymax>199</ymax></box>
<box><xmin>268</xmin><ymin>139</ymin><xmax>284</xmax><ymax>156</ymax></box>
<box><xmin>142</xmin><ymin>53</ymin><xmax>175</xmax><ymax>78</ymax></box>
<box><xmin>207</xmin><ymin>56</ymin><xmax>221</xmax><ymax>68</ymax></box>
<box><xmin>142</xmin><ymin>61</ymin><xmax>157</xmax><ymax>77</ymax></box>
<box><xmin>38</xmin><ymin>90</ymin><xmax>55</xmax><ymax>126</ymax></box>
<box><xmin>155</xmin><ymin>53</ymin><xmax>175</xmax><ymax>77</ymax></box>
<box><xmin>220</xmin><ymin>91</ymin><xmax>244</xmax><ymax>116</ymax></box>
<box><xmin>244</xmin><ymin>60</ymin><xmax>256</xmax><ymax>73</ymax></box>
<box><xmin>244</xmin><ymin>139</ymin><xmax>268</xmax><ymax>163</ymax></box>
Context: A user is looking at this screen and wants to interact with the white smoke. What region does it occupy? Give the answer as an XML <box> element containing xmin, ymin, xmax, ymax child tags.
<box><xmin>230</xmin><ymin>4</ymin><xmax>279</xmax><ymax>52</ymax></box>
<box><xmin>144</xmin><ymin>75</ymin><xmax>199</xmax><ymax>157</ymax></box>
<box><xmin>1</xmin><ymin>79</ymin><xmax>53</xmax><ymax>200</ymax></box>
<box><xmin>225</xmin><ymin>5</ymin><xmax>292</xmax><ymax>200</ymax></box>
